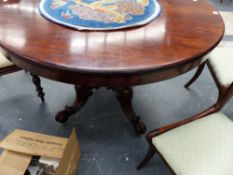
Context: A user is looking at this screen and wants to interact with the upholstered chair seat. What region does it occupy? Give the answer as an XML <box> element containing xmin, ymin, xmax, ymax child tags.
<box><xmin>0</xmin><ymin>52</ymin><xmax>14</xmax><ymax>68</ymax></box>
<box><xmin>153</xmin><ymin>112</ymin><xmax>233</xmax><ymax>175</ymax></box>
<box><xmin>208</xmin><ymin>48</ymin><xmax>233</xmax><ymax>87</ymax></box>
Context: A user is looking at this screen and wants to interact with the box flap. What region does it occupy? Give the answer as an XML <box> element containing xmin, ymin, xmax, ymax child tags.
<box><xmin>56</xmin><ymin>129</ymin><xmax>81</xmax><ymax>175</ymax></box>
<box><xmin>0</xmin><ymin>129</ymin><xmax>68</xmax><ymax>158</ymax></box>
<box><xmin>0</xmin><ymin>150</ymin><xmax>32</xmax><ymax>175</ymax></box>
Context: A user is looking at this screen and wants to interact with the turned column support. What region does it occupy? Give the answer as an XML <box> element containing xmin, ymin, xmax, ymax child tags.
<box><xmin>30</xmin><ymin>73</ymin><xmax>45</xmax><ymax>102</ymax></box>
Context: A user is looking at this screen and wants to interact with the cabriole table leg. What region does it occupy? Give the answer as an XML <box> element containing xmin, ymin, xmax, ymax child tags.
<box><xmin>116</xmin><ymin>87</ymin><xmax>146</xmax><ymax>135</ymax></box>
<box><xmin>55</xmin><ymin>85</ymin><xmax>93</xmax><ymax>123</ymax></box>
<box><xmin>55</xmin><ymin>85</ymin><xmax>146</xmax><ymax>135</ymax></box>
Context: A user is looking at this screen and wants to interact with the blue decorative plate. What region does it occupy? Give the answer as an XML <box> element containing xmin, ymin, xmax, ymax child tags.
<box><xmin>39</xmin><ymin>0</ymin><xmax>161</xmax><ymax>30</ymax></box>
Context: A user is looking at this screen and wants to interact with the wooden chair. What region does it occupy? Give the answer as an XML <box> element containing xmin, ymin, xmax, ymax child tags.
<box><xmin>0</xmin><ymin>51</ymin><xmax>45</xmax><ymax>102</ymax></box>
<box><xmin>137</xmin><ymin>47</ymin><xmax>233</xmax><ymax>174</ymax></box>
<box><xmin>137</xmin><ymin>82</ymin><xmax>233</xmax><ymax>174</ymax></box>
<box><xmin>185</xmin><ymin>48</ymin><xmax>233</xmax><ymax>104</ymax></box>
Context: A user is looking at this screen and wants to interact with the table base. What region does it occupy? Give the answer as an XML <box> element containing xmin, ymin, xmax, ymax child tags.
<box><xmin>55</xmin><ymin>85</ymin><xmax>146</xmax><ymax>135</ymax></box>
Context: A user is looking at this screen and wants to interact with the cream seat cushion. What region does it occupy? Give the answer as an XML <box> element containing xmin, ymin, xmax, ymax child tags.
<box><xmin>153</xmin><ymin>112</ymin><xmax>233</xmax><ymax>175</ymax></box>
<box><xmin>208</xmin><ymin>48</ymin><xmax>233</xmax><ymax>86</ymax></box>
<box><xmin>0</xmin><ymin>51</ymin><xmax>13</xmax><ymax>68</ymax></box>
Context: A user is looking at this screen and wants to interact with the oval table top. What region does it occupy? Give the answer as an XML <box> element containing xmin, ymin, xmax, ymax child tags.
<box><xmin>0</xmin><ymin>0</ymin><xmax>224</xmax><ymax>86</ymax></box>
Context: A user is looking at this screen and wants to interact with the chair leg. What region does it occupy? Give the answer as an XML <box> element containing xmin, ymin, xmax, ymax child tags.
<box><xmin>184</xmin><ymin>62</ymin><xmax>205</xmax><ymax>88</ymax></box>
<box><xmin>137</xmin><ymin>144</ymin><xmax>156</xmax><ymax>170</ymax></box>
<box><xmin>215</xmin><ymin>87</ymin><xmax>229</xmax><ymax>109</ymax></box>
<box><xmin>30</xmin><ymin>73</ymin><xmax>45</xmax><ymax>102</ymax></box>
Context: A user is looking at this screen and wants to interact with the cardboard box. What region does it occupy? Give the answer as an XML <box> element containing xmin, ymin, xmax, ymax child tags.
<box><xmin>0</xmin><ymin>129</ymin><xmax>80</xmax><ymax>175</ymax></box>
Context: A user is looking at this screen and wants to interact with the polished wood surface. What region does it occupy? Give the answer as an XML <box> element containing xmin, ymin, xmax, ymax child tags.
<box><xmin>0</xmin><ymin>0</ymin><xmax>224</xmax><ymax>86</ymax></box>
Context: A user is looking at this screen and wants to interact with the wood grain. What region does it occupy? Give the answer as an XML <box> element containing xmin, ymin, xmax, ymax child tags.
<box><xmin>0</xmin><ymin>0</ymin><xmax>224</xmax><ymax>86</ymax></box>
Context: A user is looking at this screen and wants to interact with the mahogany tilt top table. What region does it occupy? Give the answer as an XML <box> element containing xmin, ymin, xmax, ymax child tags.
<box><xmin>0</xmin><ymin>0</ymin><xmax>224</xmax><ymax>135</ymax></box>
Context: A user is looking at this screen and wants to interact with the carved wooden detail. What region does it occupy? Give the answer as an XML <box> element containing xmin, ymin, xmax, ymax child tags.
<box><xmin>30</xmin><ymin>73</ymin><xmax>45</xmax><ymax>102</ymax></box>
<box><xmin>55</xmin><ymin>85</ymin><xmax>93</xmax><ymax>123</ymax></box>
<box><xmin>55</xmin><ymin>86</ymin><xmax>146</xmax><ymax>135</ymax></box>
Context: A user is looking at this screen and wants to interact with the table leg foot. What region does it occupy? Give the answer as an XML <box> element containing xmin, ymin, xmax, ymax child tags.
<box><xmin>55</xmin><ymin>85</ymin><xmax>93</xmax><ymax>123</ymax></box>
<box><xmin>116</xmin><ymin>87</ymin><xmax>146</xmax><ymax>135</ymax></box>
<box><xmin>132</xmin><ymin>116</ymin><xmax>147</xmax><ymax>135</ymax></box>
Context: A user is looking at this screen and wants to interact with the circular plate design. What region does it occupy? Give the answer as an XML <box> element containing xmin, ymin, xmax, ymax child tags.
<box><xmin>38</xmin><ymin>0</ymin><xmax>161</xmax><ymax>30</ymax></box>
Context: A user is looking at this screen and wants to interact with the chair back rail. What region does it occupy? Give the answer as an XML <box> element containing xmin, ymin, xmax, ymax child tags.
<box><xmin>147</xmin><ymin>82</ymin><xmax>233</xmax><ymax>140</ymax></box>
